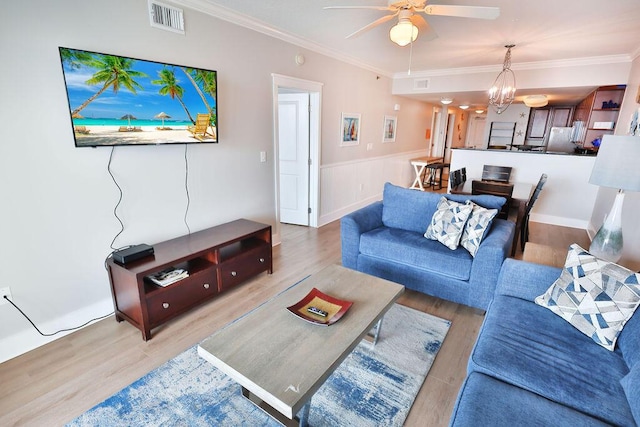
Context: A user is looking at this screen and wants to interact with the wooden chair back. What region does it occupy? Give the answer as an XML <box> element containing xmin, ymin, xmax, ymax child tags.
<box><xmin>525</xmin><ymin>174</ymin><xmax>548</xmax><ymax>214</ymax></box>
<box><xmin>471</xmin><ymin>180</ymin><xmax>514</xmax><ymax>219</ymax></box>
<box><xmin>450</xmin><ymin>170</ymin><xmax>462</xmax><ymax>188</ymax></box>
<box><xmin>482</xmin><ymin>165</ymin><xmax>512</xmax><ymax>183</ymax></box>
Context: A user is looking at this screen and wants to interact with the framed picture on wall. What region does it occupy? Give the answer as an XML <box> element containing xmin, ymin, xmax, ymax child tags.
<box><xmin>382</xmin><ymin>115</ymin><xmax>397</xmax><ymax>143</ymax></box>
<box><xmin>340</xmin><ymin>113</ymin><xmax>361</xmax><ymax>146</ymax></box>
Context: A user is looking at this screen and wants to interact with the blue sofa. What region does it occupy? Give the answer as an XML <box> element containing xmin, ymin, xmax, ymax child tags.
<box><xmin>450</xmin><ymin>259</ymin><xmax>640</xmax><ymax>426</ymax></box>
<box><xmin>340</xmin><ymin>182</ymin><xmax>515</xmax><ymax>310</ymax></box>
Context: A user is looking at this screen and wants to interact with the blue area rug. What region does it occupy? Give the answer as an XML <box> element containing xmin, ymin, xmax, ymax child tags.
<box><xmin>68</xmin><ymin>304</ymin><xmax>450</xmax><ymax>426</ymax></box>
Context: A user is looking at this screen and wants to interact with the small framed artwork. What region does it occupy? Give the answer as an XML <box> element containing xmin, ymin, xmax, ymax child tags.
<box><xmin>341</xmin><ymin>113</ymin><xmax>361</xmax><ymax>146</ymax></box>
<box><xmin>382</xmin><ymin>115</ymin><xmax>397</xmax><ymax>143</ymax></box>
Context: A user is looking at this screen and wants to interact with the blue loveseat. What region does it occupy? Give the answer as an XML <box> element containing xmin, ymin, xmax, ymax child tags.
<box><xmin>450</xmin><ymin>259</ymin><xmax>640</xmax><ymax>426</ymax></box>
<box><xmin>340</xmin><ymin>182</ymin><xmax>515</xmax><ymax>310</ymax></box>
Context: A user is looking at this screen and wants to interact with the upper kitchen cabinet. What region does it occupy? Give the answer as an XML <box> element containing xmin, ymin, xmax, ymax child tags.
<box><xmin>525</xmin><ymin>106</ymin><xmax>574</xmax><ymax>146</ymax></box>
<box><xmin>573</xmin><ymin>85</ymin><xmax>626</xmax><ymax>146</ymax></box>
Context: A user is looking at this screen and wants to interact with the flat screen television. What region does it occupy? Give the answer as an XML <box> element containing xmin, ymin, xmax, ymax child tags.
<box><xmin>59</xmin><ymin>47</ymin><xmax>218</xmax><ymax>147</ymax></box>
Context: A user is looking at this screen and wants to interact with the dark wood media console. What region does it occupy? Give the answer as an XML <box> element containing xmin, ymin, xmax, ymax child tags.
<box><xmin>106</xmin><ymin>219</ymin><xmax>272</xmax><ymax>340</ymax></box>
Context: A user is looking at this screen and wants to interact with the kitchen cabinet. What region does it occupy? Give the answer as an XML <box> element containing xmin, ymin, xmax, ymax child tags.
<box><xmin>573</xmin><ymin>85</ymin><xmax>626</xmax><ymax>146</ymax></box>
<box><xmin>524</xmin><ymin>106</ymin><xmax>573</xmax><ymax>146</ymax></box>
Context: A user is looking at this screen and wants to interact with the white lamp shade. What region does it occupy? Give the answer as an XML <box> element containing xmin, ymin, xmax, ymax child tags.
<box><xmin>389</xmin><ymin>21</ymin><xmax>418</xmax><ymax>46</ymax></box>
<box><xmin>524</xmin><ymin>95</ymin><xmax>548</xmax><ymax>108</ymax></box>
<box><xmin>589</xmin><ymin>135</ymin><xmax>640</xmax><ymax>192</ymax></box>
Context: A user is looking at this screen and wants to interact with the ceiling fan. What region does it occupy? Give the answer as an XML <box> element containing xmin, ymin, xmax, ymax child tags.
<box><xmin>324</xmin><ymin>1</ymin><xmax>500</xmax><ymax>46</ymax></box>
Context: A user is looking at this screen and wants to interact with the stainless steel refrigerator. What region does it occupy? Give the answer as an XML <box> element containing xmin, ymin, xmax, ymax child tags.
<box><xmin>546</xmin><ymin>126</ymin><xmax>575</xmax><ymax>153</ymax></box>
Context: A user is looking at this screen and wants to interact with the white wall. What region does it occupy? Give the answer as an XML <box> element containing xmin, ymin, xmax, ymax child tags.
<box><xmin>482</xmin><ymin>104</ymin><xmax>531</xmax><ymax>148</ymax></box>
<box><xmin>0</xmin><ymin>0</ymin><xmax>432</xmax><ymax>362</ymax></box>
<box><xmin>590</xmin><ymin>54</ymin><xmax>640</xmax><ymax>271</ymax></box>
<box><xmin>450</xmin><ymin>149</ymin><xmax>597</xmax><ymax>229</ymax></box>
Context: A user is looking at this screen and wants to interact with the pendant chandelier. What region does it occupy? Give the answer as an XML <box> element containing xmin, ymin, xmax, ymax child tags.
<box><xmin>488</xmin><ymin>45</ymin><xmax>516</xmax><ymax>114</ymax></box>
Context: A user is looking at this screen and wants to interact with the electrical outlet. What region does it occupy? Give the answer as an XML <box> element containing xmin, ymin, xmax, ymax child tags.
<box><xmin>0</xmin><ymin>287</ymin><xmax>11</xmax><ymax>306</ymax></box>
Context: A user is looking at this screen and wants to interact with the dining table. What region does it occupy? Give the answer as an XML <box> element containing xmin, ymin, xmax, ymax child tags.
<box><xmin>450</xmin><ymin>179</ymin><xmax>534</xmax><ymax>255</ymax></box>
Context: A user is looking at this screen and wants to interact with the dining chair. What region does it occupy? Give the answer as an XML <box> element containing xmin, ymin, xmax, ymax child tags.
<box><xmin>471</xmin><ymin>180</ymin><xmax>514</xmax><ymax>220</ymax></box>
<box><xmin>449</xmin><ymin>170</ymin><xmax>462</xmax><ymax>188</ymax></box>
<box><xmin>482</xmin><ymin>165</ymin><xmax>512</xmax><ymax>183</ymax></box>
<box><xmin>520</xmin><ymin>173</ymin><xmax>548</xmax><ymax>251</ymax></box>
<box><xmin>424</xmin><ymin>162</ymin><xmax>448</xmax><ymax>190</ymax></box>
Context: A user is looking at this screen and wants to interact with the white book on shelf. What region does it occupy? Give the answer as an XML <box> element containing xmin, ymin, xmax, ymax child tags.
<box><xmin>147</xmin><ymin>268</ymin><xmax>189</xmax><ymax>287</ymax></box>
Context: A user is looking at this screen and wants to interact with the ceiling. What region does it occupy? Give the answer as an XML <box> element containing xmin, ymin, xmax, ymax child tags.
<box><xmin>185</xmin><ymin>0</ymin><xmax>640</xmax><ymax>107</ymax></box>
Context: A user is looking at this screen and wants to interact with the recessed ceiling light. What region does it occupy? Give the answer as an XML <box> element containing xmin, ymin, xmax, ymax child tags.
<box><xmin>440</xmin><ymin>98</ymin><xmax>453</xmax><ymax>105</ymax></box>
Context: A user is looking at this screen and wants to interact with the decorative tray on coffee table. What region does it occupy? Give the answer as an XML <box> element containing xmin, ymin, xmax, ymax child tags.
<box><xmin>286</xmin><ymin>287</ymin><xmax>353</xmax><ymax>326</ymax></box>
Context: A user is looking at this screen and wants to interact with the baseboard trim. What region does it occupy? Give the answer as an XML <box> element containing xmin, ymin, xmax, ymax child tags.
<box><xmin>318</xmin><ymin>194</ymin><xmax>382</xmax><ymax>227</ymax></box>
<box><xmin>529</xmin><ymin>213</ymin><xmax>590</xmax><ymax>230</ymax></box>
<box><xmin>0</xmin><ymin>298</ymin><xmax>113</xmax><ymax>364</ymax></box>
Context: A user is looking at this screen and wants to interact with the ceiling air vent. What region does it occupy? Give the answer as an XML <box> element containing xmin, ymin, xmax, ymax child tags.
<box><xmin>149</xmin><ymin>1</ymin><xmax>185</xmax><ymax>34</ymax></box>
<box><xmin>413</xmin><ymin>78</ymin><xmax>430</xmax><ymax>90</ymax></box>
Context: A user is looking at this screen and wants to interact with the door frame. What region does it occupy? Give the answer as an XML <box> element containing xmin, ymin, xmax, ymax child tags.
<box><xmin>271</xmin><ymin>74</ymin><xmax>322</xmax><ymax>228</ymax></box>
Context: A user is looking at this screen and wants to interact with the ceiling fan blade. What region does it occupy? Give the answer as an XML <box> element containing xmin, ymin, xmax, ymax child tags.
<box><xmin>423</xmin><ymin>5</ymin><xmax>500</xmax><ymax>20</ymax></box>
<box><xmin>409</xmin><ymin>14</ymin><xmax>438</xmax><ymax>41</ymax></box>
<box><xmin>323</xmin><ymin>6</ymin><xmax>394</xmax><ymax>11</ymax></box>
<box><xmin>346</xmin><ymin>13</ymin><xmax>398</xmax><ymax>39</ymax></box>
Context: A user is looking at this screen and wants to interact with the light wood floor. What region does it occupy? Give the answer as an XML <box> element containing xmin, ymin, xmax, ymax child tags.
<box><xmin>0</xmin><ymin>219</ymin><xmax>588</xmax><ymax>427</ymax></box>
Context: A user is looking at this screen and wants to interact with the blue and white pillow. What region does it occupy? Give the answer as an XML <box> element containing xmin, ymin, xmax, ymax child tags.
<box><xmin>424</xmin><ymin>197</ymin><xmax>473</xmax><ymax>250</ymax></box>
<box><xmin>535</xmin><ymin>244</ymin><xmax>640</xmax><ymax>351</ymax></box>
<box><xmin>460</xmin><ymin>202</ymin><xmax>498</xmax><ymax>257</ymax></box>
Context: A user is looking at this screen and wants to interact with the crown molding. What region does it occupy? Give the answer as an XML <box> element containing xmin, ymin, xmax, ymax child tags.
<box><xmin>172</xmin><ymin>0</ymin><xmax>394</xmax><ymax>77</ymax></box>
<box><xmin>393</xmin><ymin>54</ymin><xmax>633</xmax><ymax>79</ymax></box>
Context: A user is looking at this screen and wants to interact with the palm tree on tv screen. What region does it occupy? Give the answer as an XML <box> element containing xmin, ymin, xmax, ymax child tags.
<box><xmin>152</xmin><ymin>68</ymin><xmax>196</xmax><ymax>125</ymax></box>
<box><xmin>59</xmin><ymin>48</ymin><xmax>93</xmax><ymax>70</ymax></box>
<box><xmin>183</xmin><ymin>68</ymin><xmax>217</xmax><ymax>126</ymax></box>
<box><xmin>68</xmin><ymin>51</ymin><xmax>147</xmax><ymax>117</ymax></box>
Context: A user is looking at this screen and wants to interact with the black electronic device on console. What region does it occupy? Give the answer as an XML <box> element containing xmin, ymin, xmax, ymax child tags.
<box><xmin>112</xmin><ymin>244</ymin><xmax>155</xmax><ymax>265</ymax></box>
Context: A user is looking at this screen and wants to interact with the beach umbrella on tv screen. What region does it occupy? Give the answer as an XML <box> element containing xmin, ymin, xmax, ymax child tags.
<box><xmin>120</xmin><ymin>114</ymin><xmax>137</xmax><ymax>127</ymax></box>
<box><xmin>154</xmin><ymin>112</ymin><xmax>171</xmax><ymax>127</ymax></box>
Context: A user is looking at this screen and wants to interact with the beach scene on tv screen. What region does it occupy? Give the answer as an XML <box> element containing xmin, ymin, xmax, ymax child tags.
<box><xmin>59</xmin><ymin>47</ymin><xmax>217</xmax><ymax>147</ymax></box>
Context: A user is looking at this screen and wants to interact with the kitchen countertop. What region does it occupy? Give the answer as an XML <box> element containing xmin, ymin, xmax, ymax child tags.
<box><xmin>452</xmin><ymin>147</ymin><xmax>597</xmax><ymax>156</ymax></box>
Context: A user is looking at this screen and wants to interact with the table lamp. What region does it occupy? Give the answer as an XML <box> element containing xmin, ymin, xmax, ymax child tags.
<box><xmin>588</xmin><ymin>135</ymin><xmax>640</xmax><ymax>262</ymax></box>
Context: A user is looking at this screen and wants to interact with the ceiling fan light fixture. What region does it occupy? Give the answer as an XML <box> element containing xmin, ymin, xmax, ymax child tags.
<box><xmin>389</xmin><ymin>19</ymin><xmax>418</xmax><ymax>47</ymax></box>
<box><xmin>524</xmin><ymin>95</ymin><xmax>548</xmax><ymax>108</ymax></box>
<box><xmin>488</xmin><ymin>44</ymin><xmax>517</xmax><ymax>114</ymax></box>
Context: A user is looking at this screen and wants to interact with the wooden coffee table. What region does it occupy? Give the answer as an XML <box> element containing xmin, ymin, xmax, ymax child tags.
<box><xmin>197</xmin><ymin>264</ymin><xmax>404</xmax><ymax>426</ymax></box>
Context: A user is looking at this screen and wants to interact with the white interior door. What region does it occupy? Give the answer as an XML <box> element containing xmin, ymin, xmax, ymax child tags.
<box><xmin>467</xmin><ymin>115</ymin><xmax>487</xmax><ymax>148</ymax></box>
<box><xmin>278</xmin><ymin>93</ymin><xmax>310</xmax><ymax>225</ymax></box>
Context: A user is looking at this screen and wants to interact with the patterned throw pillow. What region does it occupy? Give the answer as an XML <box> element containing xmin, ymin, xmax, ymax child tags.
<box><xmin>535</xmin><ymin>244</ymin><xmax>640</xmax><ymax>351</ymax></box>
<box><xmin>460</xmin><ymin>202</ymin><xmax>499</xmax><ymax>257</ymax></box>
<box><xmin>424</xmin><ymin>197</ymin><xmax>473</xmax><ymax>250</ymax></box>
